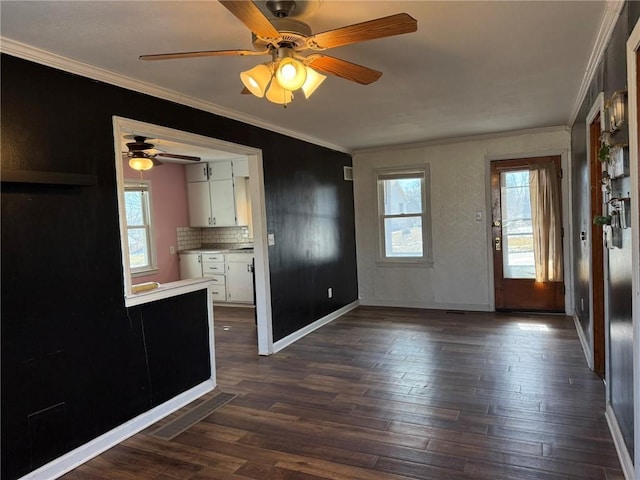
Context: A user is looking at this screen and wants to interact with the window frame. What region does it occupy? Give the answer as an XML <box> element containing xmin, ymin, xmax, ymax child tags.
<box><xmin>124</xmin><ymin>180</ymin><xmax>158</xmax><ymax>276</ymax></box>
<box><xmin>376</xmin><ymin>165</ymin><xmax>433</xmax><ymax>266</ymax></box>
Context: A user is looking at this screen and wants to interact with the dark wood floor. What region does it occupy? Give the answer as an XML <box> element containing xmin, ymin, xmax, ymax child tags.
<box><xmin>62</xmin><ymin>306</ymin><xmax>624</xmax><ymax>479</ymax></box>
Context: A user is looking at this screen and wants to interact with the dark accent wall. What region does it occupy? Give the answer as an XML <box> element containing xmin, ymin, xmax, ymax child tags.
<box><xmin>1</xmin><ymin>54</ymin><xmax>358</xmax><ymax>479</ymax></box>
<box><xmin>570</xmin><ymin>2</ymin><xmax>637</xmax><ymax>460</ymax></box>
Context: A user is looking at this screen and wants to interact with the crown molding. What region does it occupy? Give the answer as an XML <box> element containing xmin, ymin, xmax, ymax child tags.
<box><xmin>0</xmin><ymin>37</ymin><xmax>352</xmax><ymax>155</ymax></box>
<box><xmin>568</xmin><ymin>0</ymin><xmax>625</xmax><ymax>127</ymax></box>
<box><xmin>353</xmin><ymin>126</ymin><xmax>570</xmax><ymax>156</ymax></box>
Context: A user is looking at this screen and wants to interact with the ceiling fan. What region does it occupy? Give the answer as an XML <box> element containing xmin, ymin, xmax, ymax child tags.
<box><xmin>139</xmin><ymin>0</ymin><xmax>417</xmax><ymax>106</ymax></box>
<box><xmin>124</xmin><ymin>135</ymin><xmax>201</xmax><ymax>171</ymax></box>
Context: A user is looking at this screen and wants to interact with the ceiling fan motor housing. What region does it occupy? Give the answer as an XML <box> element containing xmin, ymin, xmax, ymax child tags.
<box><xmin>252</xmin><ymin>17</ymin><xmax>311</xmax><ymax>50</ymax></box>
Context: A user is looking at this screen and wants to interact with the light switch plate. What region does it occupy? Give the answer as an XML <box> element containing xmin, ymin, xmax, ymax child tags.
<box><xmin>267</xmin><ymin>233</ymin><xmax>275</xmax><ymax>246</ymax></box>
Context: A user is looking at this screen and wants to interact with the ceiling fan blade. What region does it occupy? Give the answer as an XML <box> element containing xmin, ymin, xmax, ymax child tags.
<box><xmin>307</xmin><ymin>13</ymin><xmax>417</xmax><ymax>50</ymax></box>
<box><xmin>218</xmin><ymin>1</ymin><xmax>281</xmax><ymax>42</ymax></box>
<box><xmin>308</xmin><ymin>55</ymin><xmax>382</xmax><ymax>85</ymax></box>
<box><xmin>139</xmin><ymin>49</ymin><xmax>267</xmax><ymax>61</ymax></box>
<box><xmin>154</xmin><ymin>153</ymin><xmax>201</xmax><ymax>162</ymax></box>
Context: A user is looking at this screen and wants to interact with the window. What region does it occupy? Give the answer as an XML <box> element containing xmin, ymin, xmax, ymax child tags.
<box><xmin>377</xmin><ymin>166</ymin><xmax>432</xmax><ymax>264</ymax></box>
<box><xmin>124</xmin><ymin>181</ymin><xmax>156</xmax><ymax>275</ymax></box>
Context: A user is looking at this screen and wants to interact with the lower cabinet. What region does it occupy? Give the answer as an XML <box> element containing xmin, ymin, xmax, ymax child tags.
<box><xmin>180</xmin><ymin>251</ymin><xmax>254</xmax><ymax>304</ymax></box>
<box><xmin>226</xmin><ymin>253</ymin><xmax>254</xmax><ymax>303</ymax></box>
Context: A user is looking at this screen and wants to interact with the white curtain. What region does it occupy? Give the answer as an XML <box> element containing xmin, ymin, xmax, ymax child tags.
<box><xmin>529</xmin><ymin>163</ymin><xmax>563</xmax><ymax>282</ymax></box>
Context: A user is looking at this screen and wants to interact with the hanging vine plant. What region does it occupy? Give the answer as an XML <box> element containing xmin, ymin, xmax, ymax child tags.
<box><xmin>593</xmin><ymin>215</ymin><xmax>612</xmax><ymax>226</ymax></box>
<box><xmin>597</xmin><ymin>142</ymin><xmax>612</xmax><ymax>163</ymax></box>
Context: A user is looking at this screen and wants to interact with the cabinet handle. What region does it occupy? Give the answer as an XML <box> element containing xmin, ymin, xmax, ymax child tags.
<box><xmin>198</xmin><ymin>255</ymin><xmax>201</xmax><ymax>263</ymax></box>
<box><xmin>208</xmin><ymin>217</ymin><xmax>212</xmax><ymax>225</ymax></box>
<box><xmin>203</xmin><ymin>166</ymin><xmax>207</xmax><ymax>178</ymax></box>
<box><xmin>247</xmin><ymin>264</ymin><xmax>251</xmax><ymax>272</ymax></box>
<box><xmin>213</xmin><ymin>217</ymin><xmax>216</xmax><ymax>225</ymax></box>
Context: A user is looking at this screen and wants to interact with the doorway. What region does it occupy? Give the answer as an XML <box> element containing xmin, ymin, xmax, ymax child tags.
<box><xmin>112</xmin><ymin>117</ymin><xmax>273</xmax><ymax>355</ymax></box>
<box><xmin>491</xmin><ymin>156</ymin><xmax>565</xmax><ymax>312</ymax></box>
<box><xmin>589</xmin><ymin>112</ymin><xmax>606</xmax><ymax>376</ymax></box>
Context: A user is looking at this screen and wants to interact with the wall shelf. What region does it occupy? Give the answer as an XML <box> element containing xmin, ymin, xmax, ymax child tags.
<box><xmin>1</xmin><ymin>169</ymin><xmax>97</xmax><ymax>186</ymax></box>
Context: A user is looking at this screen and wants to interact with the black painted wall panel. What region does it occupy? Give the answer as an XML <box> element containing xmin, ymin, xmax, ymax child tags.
<box><xmin>1</xmin><ymin>53</ymin><xmax>357</xmax><ymax>479</ymax></box>
<box><xmin>570</xmin><ymin>2</ymin><xmax>637</xmax><ymax>461</ymax></box>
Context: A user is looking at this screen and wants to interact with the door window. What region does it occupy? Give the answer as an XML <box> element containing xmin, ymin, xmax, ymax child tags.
<box><xmin>500</xmin><ymin>170</ymin><xmax>535</xmax><ymax>279</ymax></box>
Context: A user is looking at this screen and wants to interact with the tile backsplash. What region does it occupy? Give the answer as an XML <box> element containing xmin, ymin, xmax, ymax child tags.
<box><xmin>177</xmin><ymin>226</ymin><xmax>251</xmax><ymax>251</ymax></box>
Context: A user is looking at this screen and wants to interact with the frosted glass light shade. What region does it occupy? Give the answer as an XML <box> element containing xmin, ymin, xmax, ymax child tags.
<box><xmin>275</xmin><ymin>57</ymin><xmax>307</xmax><ymax>91</ymax></box>
<box><xmin>265</xmin><ymin>81</ymin><xmax>293</xmax><ymax>105</ymax></box>
<box><xmin>301</xmin><ymin>67</ymin><xmax>326</xmax><ymax>99</ymax></box>
<box><xmin>240</xmin><ymin>64</ymin><xmax>272</xmax><ymax>98</ymax></box>
<box><xmin>129</xmin><ymin>155</ymin><xmax>154</xmax><ymax>171</ymax></box>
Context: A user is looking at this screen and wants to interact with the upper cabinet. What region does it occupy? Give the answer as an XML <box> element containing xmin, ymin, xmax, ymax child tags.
<box><xmin>185</xmin><ymin>160</ymin><xmax>250</xmax><ymax>228</ymax></box>
<box><xmin>185</xmin><ymin>163</ymin><xmax>210</xmax><ymax>183</ymax></box>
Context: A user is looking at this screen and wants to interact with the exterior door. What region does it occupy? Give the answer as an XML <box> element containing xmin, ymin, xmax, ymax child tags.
<box><xmin>491</xmin><ymin>156</ymin><xmax>565</xmax><ymax>312</ymax></box>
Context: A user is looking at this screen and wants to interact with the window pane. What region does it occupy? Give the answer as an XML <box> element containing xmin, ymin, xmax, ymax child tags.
<box><xmin>384</xmin><ymin>216</ymin><xmax>423</xmax><ymax>257</ymax></box>
<box><xmin>125</xmin><ymin>190</ymin><xmax>145</xmax><ymax>226</ymax></box>
<box><xmin>500</xmin><ymin>171</ymin><xmax>535</xmax><ymax>279</ymax></box>
<box><xmin>128</xmin><ymin>228</ymin><xmax>149</xmax><ymax>269</ymax></box>
<box><xmin>383</xmin><ymin>178</ymin><xmax>422</xmax><ymax>215</ymax></box>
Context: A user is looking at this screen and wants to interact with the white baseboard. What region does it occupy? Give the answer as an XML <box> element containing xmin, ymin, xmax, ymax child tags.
<box><xmin>572</xmin><ymin>313</ymin><xmax>594</xmax><ymax>370</ymax></box>
<box><xmin>272</xmin><ymin>300</ymin><xmax>360</xmax><ymax>353</ymax></box>
<box><xmin>19</xmin><ymin>379</ymin><xmax>215</xmax><ymax>480</ymax></box>
<box><xmin>605</xmin><ymin>403</ymin><xmax>635</xmax><ymax>480</ymax></box>
<box><xmin>358</xmin><ymin>298</ymin><xmax>491</xmax><ymax>312</ymax></box>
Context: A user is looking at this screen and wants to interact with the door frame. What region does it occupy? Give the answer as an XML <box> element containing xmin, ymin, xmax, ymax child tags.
<box><xmin>625</xmin><ymin>18</ymin><xmax>640</xmax><ymax>478</ymax></box>
<box><xmin>484</xmin><ymin>148</ymin><xmax>573</xmax><ymax>314</ymax></box>
<box><xmin>585</xmin><ymin>93</ymin><xmax>606</xmax><ymax>376</ymax></box>
<box><xmin>113</xmin><ymin>117</ymin><xmax>274</xmax><ymax>356</ymax></box>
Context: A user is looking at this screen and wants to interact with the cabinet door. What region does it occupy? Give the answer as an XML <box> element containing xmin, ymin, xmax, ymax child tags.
<box><xmin>179</xmin><ymin>254</ymin><xmax>202</xmax><ymax>279</ymax></box>
<box><xmin>226</xmin><ymin>256</ymin><xmax>253</xmax><ymax>303</ymax></box>
<box><xmin>209</xmin><ymin>161</ymin><xmax>233</xmax><ymax>180</ymax></box>
<box><xmin>209</xmin><ymin>179</ymin><xmax>236</xmax><ymax>226</ymax></box>
<box><xmin>185</xmin><ymin>163</ymin><xmax>210</xmax><ymax>182</ymax></box>
<box><xmin>233</xmin><ymin>158</ymin><xmax>249</xmax><ymax>177</ymax></box>
<box><xmin>187</xmin><ymin>182</ymin><xmax>212</xmax><ymax>227</ymax></box>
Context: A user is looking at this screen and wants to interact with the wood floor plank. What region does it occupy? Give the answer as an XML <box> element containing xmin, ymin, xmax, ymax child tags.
<box><xmin>60</xmin><ymin>306</ymin><xmax>623</xmax><ymax>480</ymax></box>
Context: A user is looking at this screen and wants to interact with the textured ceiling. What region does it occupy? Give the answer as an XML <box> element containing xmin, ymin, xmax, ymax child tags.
<box><xmin>1</xmin><ymin>1</ymin><xmax>607</xmax><ymax>152</ymax></box>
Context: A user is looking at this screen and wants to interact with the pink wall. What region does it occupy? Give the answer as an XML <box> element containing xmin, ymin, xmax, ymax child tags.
<box><xmin>123</xmin><ymin>159</ymin><xmax>189</xmax><ymax>284</ymax></box>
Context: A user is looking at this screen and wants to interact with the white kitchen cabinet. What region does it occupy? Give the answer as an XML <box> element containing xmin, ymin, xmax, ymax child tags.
<box><xmin>185</xmin><ymin>160</ymin><xmax>249</xmax><ymax>228</ymax></box>
<box><xmin>226</xmin><ymin>253</ymin><xmax>254</xmax><ymax>303</ymax></box>
<box><xmin>202</xmin><ymin>253</ymin><xmax>226</xmax><ymax>302</ymax></box>
<box><xmin>209</xmin><ymin>161</ymin><xmax>233</xmax><ymax>180</ymax></box>
<box><xmin>233</xmin><ymin>158</ymin><xmax>249</xmax><ymax>177</ymax></box>
<box><xmin>186</xmin><ymin>182</ymin><xmax>213</xmax><ymax>227</ymax></box>
<box><xmin>209</xmin><ymin>179</ymin><xmax>237</xmax><ymax>226</ymax></box>
<box><xmin>179</xmin><ymin>253</ymin><xmax>202</xmax><ymax>279</ymax></box>
<box><xmin>185</xmin><ymin>163</ymin><xmax>210</xmax><ymax>182</ymax></box>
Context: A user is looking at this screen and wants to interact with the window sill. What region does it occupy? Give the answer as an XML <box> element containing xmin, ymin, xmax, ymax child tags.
<box><xmin>131</xmin><ymin>268</ymin><xmax>159</xmax><ymax>278</ymax></box>
<box><xmin>376</xmin><ymin>259</ymin><xmax>434</xmax><ymax>268</ymax></box>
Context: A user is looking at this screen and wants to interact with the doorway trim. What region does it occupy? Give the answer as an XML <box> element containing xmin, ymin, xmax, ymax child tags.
<box><xmin>484</xmin><ymin>148</ymin><xmax>573</xmax><ymax>314</ymax></box>
<box><xmin>112</xmin><ymin>116</ymin><xmax>273</xmax><ymax>355</ymax></box>
<box><xmin>585</xmin><ymin>92</ymin><xmax>606</xmax><ymax>375</ymax></box>
<box><xmin>626</xmin><ymin>17</ymin><xmax>640</xmax><ymax>479</ymax></box>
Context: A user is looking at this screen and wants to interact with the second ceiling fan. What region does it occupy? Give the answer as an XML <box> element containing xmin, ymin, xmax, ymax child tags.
<box><xmin>139</xmin><ymin>0</ymin><xmax>417</xmax><ymax>106</ymax></box>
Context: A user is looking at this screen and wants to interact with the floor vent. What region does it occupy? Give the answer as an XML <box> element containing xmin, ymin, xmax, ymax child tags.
<box><xmin>445</xmin><ymin>310</ymin><xmax>466</xmax><ymax>315</ymax></box>
<box><xmin>150</xmin><ymin>392</ymin><xmax>236</xmax><ymax>440</ymax></box>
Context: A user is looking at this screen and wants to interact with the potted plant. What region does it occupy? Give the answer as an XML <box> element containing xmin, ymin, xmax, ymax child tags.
<box><xmin>593</xmin><ymin>215</ymin><xmax>612</xmax><ymax>226</ymax></box>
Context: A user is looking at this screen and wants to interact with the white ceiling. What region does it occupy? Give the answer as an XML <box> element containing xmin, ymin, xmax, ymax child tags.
<box><xmin>1</xmin><ymin>1</ymin><xmax>608</xmax><ymax>153</ymax></box>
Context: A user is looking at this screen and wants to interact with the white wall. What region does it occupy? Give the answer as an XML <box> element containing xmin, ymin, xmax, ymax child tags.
<box><xmin>353</xmin><ymin>128</ymin><xmax>571</xmax><ymax>311</ymax></box>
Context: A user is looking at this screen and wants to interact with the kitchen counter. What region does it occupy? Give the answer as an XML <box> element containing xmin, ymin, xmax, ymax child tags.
<box><xmin>181</xmin><ymin>244</ymin><xmax>254</xmax><ymax>254</ymax></box>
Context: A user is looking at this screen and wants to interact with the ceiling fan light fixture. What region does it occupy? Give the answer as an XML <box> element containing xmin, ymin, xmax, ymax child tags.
<box><xmin>275</xmin><ymin>57</ymin><xmax>307</xmax><ymax>91</ymax></box>
<box><xmin>301</xmin><ymin>67</ymin><xmax>326</xmax><ymax>99</ymax></box>
<box><xmin>240</xmin><ymin>63</ymin><xmax>273</xmax><ymax>98</ymax></box>
<box><xmin>265</xmin><ymin>80</ymin><xmax>294</xmax><ymax>105</ymax></box>
<box><xmin>129</xmin><ymin>152</ymin><xmax>154</xmax><ymax>171</ymax></box>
